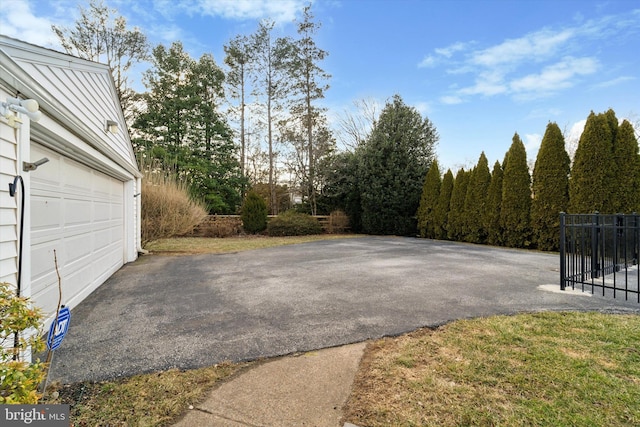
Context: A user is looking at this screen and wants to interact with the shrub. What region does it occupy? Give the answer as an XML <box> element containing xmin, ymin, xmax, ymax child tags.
<box><xmin>189</xmin><ymin>216</ymin><xmax>242</xmax><ymax>238</ymax></box>
<box><xmin>141</xmin><ymin>162</ymin><xmax>208</xmax><ymax>246</ymax></box>
<box><xmin>327</xmin><ymin>210</ymin><xmax>350</xmax><ymax>234</ymax></box>
<box><xmin>0</xmin><ymin>282</ymin><xmax>46</xmax><ymax>404</ymax></box>
<box><xmin>267</xmin><ymin>211</ymin><xmax>323</xmax><ymax>236</ymax></box>
<box><xmin>241</xmin><ymin>191</ymin><xmax>268</xmax><ymax>234</ymax></box>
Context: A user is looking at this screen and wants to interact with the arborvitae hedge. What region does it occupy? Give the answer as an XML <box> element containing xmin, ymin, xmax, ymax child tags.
<box><xmin>448</xmin><ymin>168</ymin><xmax>469</xmax><ymax>241</ymax></box>
<box><xmin>417</xmin><ymin>160</ymin><xmax>441</xmax><ymax>238</ymax></box>
<box><xmin>434</xmin><ymin>169</ymin><xmax>454</xmax><ymax>240</ymax></box>
<box><xmin>569</xmin><ymin>111</ymin><xmax>615</xmax><ymax>213</ymax></box>
<box><xmin>611</xmin><ymin>120</ymin><xmax>640</xmax><ymax>213</ymax></box>
<box><xmin>531</xmin><ymin>122</ymin><xmax>570</xmax><ymax>251</ymax></box>
<box><xmin>463</xmin><ymin>152</ymin><xmax>491</xmax><ymax>243</ymax></box>
<box><xmin>485</xmin><ymin>160</ymin><xmax>503</xmax><ymax>246</ymax></box>
<box><xmin>500</xmin><ymin>133</ymin><xmax>531</xmax><ymax>248</ymax></box>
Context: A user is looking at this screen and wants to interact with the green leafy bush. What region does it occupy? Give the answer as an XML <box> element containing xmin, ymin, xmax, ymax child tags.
<box><xmin>241</xmin><ymin>191</ymin><xmax>268</xmax><ymax>234</ymax></box>
<box><xmin>0</xmin><ymin>282</ymin><xmax>46</xmax><ymax>404</ymax></box>
<box><xmin>267</xmin><ymin>211</ymin><xmax>323</xmax><ymax>236</ymax></box>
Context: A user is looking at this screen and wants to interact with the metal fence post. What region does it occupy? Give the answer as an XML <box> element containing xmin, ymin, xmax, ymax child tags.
<box><xmin>591</xmin><ymin>211</ymin><xmax>600</xmax><ymax>279</ymax></box>
<box><xmin>560</xmin><ymin>212</ymin><xmax>566</xmax><ymax>290</ymax></box>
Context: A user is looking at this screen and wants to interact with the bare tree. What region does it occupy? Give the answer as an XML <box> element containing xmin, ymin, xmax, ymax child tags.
<box><xmin>224</xmin><ymin>35</ymin><xmax>252</xmax><ymax>194</ymax></box>
<box><xmin>287</xmin><ymin>4</ymin><xmax>331</xmax><ymax>215</ymax></box>
<box><xmin>52</xmin><ymin>0</ymin><xmax>149</xmax><ymax>123</ymax></box>
<box><xmin>250</xmin><ymin>20</ymin><xmax>292</xmax><ymax>214</ymax></box>
<box><xmin>336</xmin><ymin>98</ymin><xmax>380</xmax><ymax>151</ymax></box>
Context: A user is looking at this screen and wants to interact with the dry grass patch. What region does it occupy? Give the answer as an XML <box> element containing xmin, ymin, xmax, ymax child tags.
<box><xmin>343</xmin><ymin>312</ymin><xmax>640</xmax><ymax>426</ymax></box>
<box><xmin>45</xmin><ymin>362</ymin><xmax>251</xmax><ymax>426</ymax></box>
<box><xmin>146</xmin><ymin>234</ymin><xmax>362</xmax><ymax>254</ymax></box>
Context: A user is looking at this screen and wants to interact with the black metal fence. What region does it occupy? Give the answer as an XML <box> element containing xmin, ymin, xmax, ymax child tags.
<box><xmin>560</xmin><ymin>213</ymin><xmax>639</xmax><ymax>302</ymax></box>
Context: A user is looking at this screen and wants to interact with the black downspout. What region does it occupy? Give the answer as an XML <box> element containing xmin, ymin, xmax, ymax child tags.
<box><xmin>9</xmin><ymin>175</ymin><xmax>25</xmax><ymax>359</ymax></box>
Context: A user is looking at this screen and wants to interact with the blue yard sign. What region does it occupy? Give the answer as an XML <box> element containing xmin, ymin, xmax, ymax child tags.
<box><xmin>47</xmin><ymin>306</ymin><xmax>71</xmax><ymax>351</ymax></box>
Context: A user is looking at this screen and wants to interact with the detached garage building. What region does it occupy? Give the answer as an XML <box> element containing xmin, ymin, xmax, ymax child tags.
<box><xmin>0</xmin><ymin>35</ymin><xmax>141</xmax><ymax>328</ymax></box>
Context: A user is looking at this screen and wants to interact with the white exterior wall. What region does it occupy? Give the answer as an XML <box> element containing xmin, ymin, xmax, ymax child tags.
<box><xmin>0</xmin><ymin>85</ymin><xmax>20</xmax><ymax>287</ymax></box>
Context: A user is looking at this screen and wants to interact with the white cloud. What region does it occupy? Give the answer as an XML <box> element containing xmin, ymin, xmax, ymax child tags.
<box><xmin>510</xmin><ymin>56</ymin><xmax>599</xmax><ymax>97</ymax></box>
<box><xmin>471</xmin><ymin>28</ymin><xmax>574</xmax><ymax>68</ymax></box>
<box><xmin>565</xmin><ymin>119</ymin><xmax>586</xmax><ymax>159</ymax></box>
<box><xmin>524</xmin><ymin>133</ymin><xmax>542</xmax><ymax>155</ymax></box>
<box><xmin>440</xmin><ymin>95</ymin><xmax>463</xmax><ymax>105</ymax></box>
<box><xmin>434</xmin><ymin>41</ymin><xmax>468</xmax><ymax>58</ymax></box>
<box><xmin>177</xmin><ymin>0</ymin><xmax>305</xmax><ymax>22</ymax></box>
<box><xmin>421</xmin><ymin>11</ymin><xmax>638</xmax><ymax>104</ymax></box>
<box><xmin>0</xmin><ymin>0</ymin><xmax>61</xmax><ymax>48</ymax></box>
<box><xmin>418</xmin><ymin>55</ymin><xmax>438</xmax><ymax>68</ymax></box>
<box><xmin>413</xmin><ymin>101</ymin><xmax>432</xmax><ymax>116</ymax></box>
<box><xmin>418</xmin><ymin>41</ymin><xmax>469</xmax><ymax>68</ymax></box>
<box><xmin>458</xmin><ymin>70</ymin><xmax>508</xmax><ymax>97</ymax></box>
<box><xmin>593</xmin><ymin>76</ymin><xmax>635</xmax><ymax>89</ymax></box>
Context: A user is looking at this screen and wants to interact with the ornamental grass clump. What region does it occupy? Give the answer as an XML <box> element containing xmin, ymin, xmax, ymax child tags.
<box><xmin>140</xmin><ymin>161</ymin><xmax>208</xmax><ymax>246</ymax></box>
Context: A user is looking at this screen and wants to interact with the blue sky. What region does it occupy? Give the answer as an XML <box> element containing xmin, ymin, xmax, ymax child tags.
<box><xmin>1</xmin><ymin>0</ymin><xmax>639</xmax><ymax>171</ymax></box>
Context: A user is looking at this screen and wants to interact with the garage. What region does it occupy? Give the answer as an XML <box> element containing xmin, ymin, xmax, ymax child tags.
<box><xmin>30</xmin><ymin>143</ymin><xmax>126</xmax><ymax>315</ymax></box>
<box><xmin>0</xmin><ymin>35</ymin><xmax>141</xmax><ymax>328</ymax></box>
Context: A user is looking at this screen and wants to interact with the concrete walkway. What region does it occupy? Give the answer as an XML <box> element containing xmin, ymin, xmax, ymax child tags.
<box><xmin>172</xmin><ymin>342</ymin><xmax>366</xmax><ymax>427</ymax></box>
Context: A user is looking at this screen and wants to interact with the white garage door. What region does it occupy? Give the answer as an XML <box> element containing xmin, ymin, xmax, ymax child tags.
<box><xmin>30</xmin><ymin>143</ymin><xmax>125</xmax><ymax>315</ymax></box>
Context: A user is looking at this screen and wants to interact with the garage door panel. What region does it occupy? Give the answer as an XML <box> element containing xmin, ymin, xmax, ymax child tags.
<box><xmin>32</xmin><ymin>285</ymin><xmax>61</xmax><ymax>317</ymax></box>
<box><xmin>65</xmin><ymin>233</ymin><xmax>93</xmax><ymax>265</ymax></box>
<box><xmin>93</xmin><ymin>201</ymin><xmax>113</xmax><ymax>222</ymax></box>
<box><xmin>64</xmin><ymin>198</ymin><xmax>94</xmax><ymax>226</ymax></box>
<box><xmin>30</xmin><ymin>143</ymin><xmax>125</xmax><ymax>312</ymax></box>
<box><xmin>31</xmin><ymin>243</ymin><xmax>57</xmax><ymax>282</ymax></box>
<box><xmin>31</xmin><ymin>195</ymin><xmax>61</xmax><ymax>233</ymax></box>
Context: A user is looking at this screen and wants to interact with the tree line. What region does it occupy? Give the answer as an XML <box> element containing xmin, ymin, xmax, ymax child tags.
<box><xmin>53</xmin><ymin>1</ymin><xmax>331</xmax><ymax>215</ymax></box>
<box><xmin>52</xmin><ymin>1</ymin><xmax>639</xmax><ymax>247</ymax></box>
<box><xmin>416</xmin><ymin>109</ymin><xmax>640</xmax><ymax>251</ymax></box>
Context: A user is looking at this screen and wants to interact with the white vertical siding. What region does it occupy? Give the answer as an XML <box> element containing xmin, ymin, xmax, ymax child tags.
<box><xmin>0</xmin><ymin>86</ymin><xmax>18</xmax><ymax>286</ymax></box>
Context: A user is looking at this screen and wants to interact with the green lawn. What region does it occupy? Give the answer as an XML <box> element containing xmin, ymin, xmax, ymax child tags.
<box><xmin>343</xmin><ymin>311</ymin><xmax>640</xmax><ymax>427</ymax></box>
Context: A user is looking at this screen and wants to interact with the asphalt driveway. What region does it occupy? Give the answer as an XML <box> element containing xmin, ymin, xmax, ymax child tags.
<box><xmin>48</xmin><ymin>237</ymin><xmax>640</xmax><ymax>383</ymax></box>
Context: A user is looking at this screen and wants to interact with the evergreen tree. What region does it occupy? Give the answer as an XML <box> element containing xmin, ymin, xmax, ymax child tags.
<box><xmin>134</xmin><ymin>42</ymin><xmax>244</xmax><ymax>213</ymax></box>
<box><xmin>485</xmin><ymin>161</ymin><xmax>503</xmax><ymax>246</ymax></box>
<box><xmin>318</xmin><ymin>151</ymin><xmax>362</xmax><ymax>232</ymax></box>
<box><xmin>500</xmin><ymin>133</ymin><xmax>531</xmax><ymax>248</ymax></box>
<box><xmin>417</xmin><ymin>160</ymin><xmax>441</xmax><ymax>238</ymax></box>
<box><xmin>241</xmin><ymin>190</ymin><xmax>268</xmax><ymax>234</ymax></box>
<box><xmin>358</xmin><ymin>95</ymin><xmax>438</xmax><ymax>235</ymax></box>
<box><xmin>531</xmin><ymin>122</ymin><xmax>570</xmax><ymax>251</ymax></box>
<box><xmin>463</xmin><ymin>152</ymin><xmax>491</xmax><ymax>243</ymax></box>
<box><xmin>447</xmin><ymin>168</ymin><xmax>469</xmax><ymax>241</ymax></box>
<box><xmin>569</xmin><ymin>111</ymin><xmax>615</xmax><ymax>213</ymax></box>
<box><xmin>611</xmin><ymin>119</ymin><xmax>640</xmax><ymax>213</ymax></box>
<box><xmin>434</xmin><ymin>169</ymin><xmax>454</xmax><ymax>240</ymax></box>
